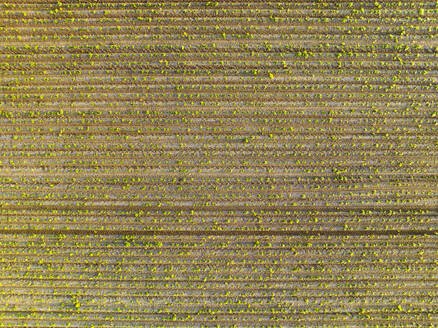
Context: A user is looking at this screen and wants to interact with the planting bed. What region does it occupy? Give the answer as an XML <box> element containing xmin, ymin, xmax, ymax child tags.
<box><xmin>0</xmin><ymin>1</ymin><xmax>437</xmax><ymax>327</ymax></box>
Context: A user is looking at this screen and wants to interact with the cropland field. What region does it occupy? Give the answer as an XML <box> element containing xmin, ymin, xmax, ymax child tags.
<box><xmin>1</xmin><ymin>1</ymin><xmax>437</xmax><ymax>327</ymax></box>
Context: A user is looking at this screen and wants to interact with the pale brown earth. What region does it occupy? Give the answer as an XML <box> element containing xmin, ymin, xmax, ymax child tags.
<box><xmin>0</xmin><ymin>1</ymin><xmax>437</xmax><ymax>327</ymax></box>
